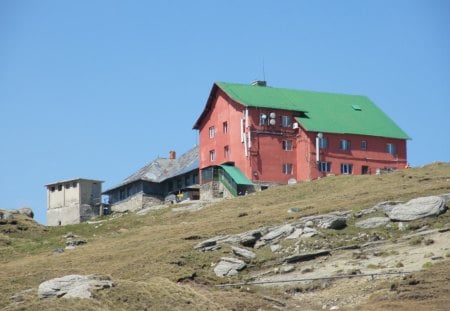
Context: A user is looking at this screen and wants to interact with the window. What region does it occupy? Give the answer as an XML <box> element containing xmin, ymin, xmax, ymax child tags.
<box><xmin>259</xmin><ymin>113</ymin><xmax>268</xmax><ymax>125</ymax></box>
<box><xmin>224</xmin><ymin>145</ymin><xmax>230</xmax><ymax>158</ymax></box>
<box><xmin>193</xmin><ymin>173</ymin><xmax>199</xmax><ymax>184</ymax></box>
<box><xmin>177</xmin><ymin>179</ymin><xmax>182</xmax><ymax>189</ymax></box>
<box><xmin>185</xmin><ymin>175</ymin><xmax>190</xmax><ymax>186</ymax></box>
<box><xmin>72</xmin><ymin>182</ymin><xmax>77</xmax><ymax>188</ymax></box>
<box><xmin>223</xmin><ymin>122</ymin><xmax>228</xmax><ymax>134</ymax></box>
<box><xmin>50</xmin><ymin>186</ymin><xmax>55</xmax><ymax>192</ymax></box>
<box><xmin>209</xmin><ymin>126</ymin><xmax>215</xmax><ymax>138</ymax></box>
<box><xmin>319</xmin><ymin>137</ymin><xmax>328</xmax><ymax>149</ymax></box>
<box><xmin>209</xmin><ymin>150</ymin><xmax>215</xmax><ymax>161</ymax></box>
<box><xmin>341</xmin><ymin>163</ymin><xmax>353</xmax><ymax>174</ymax></box>
<box><xmin>281</xmin><ymin>115</ymin><xmax>292</xmax><ymax>127</ymax></box>
<box><xmin>282</xmin><ymin>140</ymin><xmax>293</xmax><ymax>151</ymax></box>
<box><xmin>339</xmin><ymin>139</ymin><xmax>351</xmax><ymax>151</ymax></box>
<box><xmin>168</xmin><ymin>181</ymin><xmax>173</xmax><ymax>192</ymax></box>
<box><xmin>282</xmin><ymin>163</ymin><xmax>293</xmax><ymax>174</ymax></box>
<box><xmin>361</xmin><ymin>140</ymin><xmax>367</xmax><ymax>151</ymax></box>
<box><xmin>65</xmin><ymin>183</ymin><xmax>70</xmax><ymax>189</ymax></box>
<box><xmin>319</xmin><ymin>161</ymin><xmax>331</xmax><ymax>172</ymax></box>
<box><xmin>57</xmin><ymin>184</ymin><xmax>62</xmax><ymax>191</ymax></box>
<box><xmin>386</xmin><ymin>143</ymin><xmax>396</xmax><ymax>155</ymax></box>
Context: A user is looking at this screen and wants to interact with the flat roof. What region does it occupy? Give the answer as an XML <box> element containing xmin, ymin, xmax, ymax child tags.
<box><xmin>45</xmin><ymin>178</ymin><xmax>104</xmax><ymax>187</ymax></box>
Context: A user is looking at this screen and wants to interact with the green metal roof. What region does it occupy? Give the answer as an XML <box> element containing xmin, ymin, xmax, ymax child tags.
<box><xmin>216</xmin><ymin>82</ymin><xmax>410</xmax><ymax>139</ymax></box>
<box><xmin>219</xmin><ymin>165</ymin><xmax>253</xmax><ymax>185</ymax></box>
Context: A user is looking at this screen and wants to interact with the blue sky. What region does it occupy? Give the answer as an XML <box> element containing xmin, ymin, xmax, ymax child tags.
<box><xmin>1</xmin><ymin>0</ymin><xmax>449</xmax><ymax>225</ymax></box>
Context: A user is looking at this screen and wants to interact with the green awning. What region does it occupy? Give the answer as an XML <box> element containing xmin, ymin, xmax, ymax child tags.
<box><xmin>219</xmin><ymin>165</ymin><xmax>253</xmax><ymax>185</ymax></box>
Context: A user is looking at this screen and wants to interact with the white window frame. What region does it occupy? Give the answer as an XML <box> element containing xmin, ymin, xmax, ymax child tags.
<box><xmin>281</xmin><ymin>115</ymin><xmax>292</xmax><ymax>128</ymax></box>
<box><xmin>319</xmin><ymin>161</ymin><xmax>331</xmax><ymax>172</ymax></box>
<box><xmin>259</xmin><ymin>113</ymin><xmax>269</xmax><ymax>126</ymax></box>
<box><xmin>319</xmin><ymin>137</ymin><xmax>328</xmax><ymax>149</ymax></box>
<box><xmin>339</xmin><ymin>139</ymin><xmax>351</xmax><ymax>151</ymax></box>
<box><xmin>361</xmin><ymin>140</ymin><xmax>367</xmax><ymax>151</ymax></box>
<box><xmin>386</xmin><ymin>143</ymin><xmax>396</xmax><ymax>155</ymax></box>
<box><xmin>282</xmin><ymin>163</ymin><xmax>293</xmax><ymax>175</ymax></box>
<box><xmin>340</xmin><ymin>163</ymin><xmax>353</xmax><ymax>174</ymax></box>
<box><xmin>282</xmin><ymin>140</ymin><xmax>293</xmax><ymax>151</ymax></box>
<box><xmin>209</xmin><ymin>126</ymin><xmax>215</xmax><ymax>138</ymax></box>
<box><xmin>209</xmin><ymin>150</ymin><xmax>215</xmax><ymax>162</ymax></box>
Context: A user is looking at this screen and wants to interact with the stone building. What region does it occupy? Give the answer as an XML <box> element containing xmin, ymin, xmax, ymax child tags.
<box><xmin>103</xmin><ymin>147</ymin><xmax>199</xmax><ymax>212</ymax></box>
<box><xmin>46</xmin><ymin>178</ymin><xmax>103</xmax><ymax>226</ymax></box>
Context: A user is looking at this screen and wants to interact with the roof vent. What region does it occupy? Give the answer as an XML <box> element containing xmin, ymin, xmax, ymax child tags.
<box><xmin>352</xmin><ymin>104</ymin><xmax>362</xmax><ymax>111</ymax></box>
<box><xmin>251</xmin><ymin>80</ymin><xmax>267</xmax><ymax>87</ymax></box>
<box><xmin>169</xmin><ymin>151</ymin><xmax>176</xmax><ymax>160</ymax></box>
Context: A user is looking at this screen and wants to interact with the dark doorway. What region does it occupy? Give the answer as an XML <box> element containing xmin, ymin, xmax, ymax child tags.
<box><xmin>361</xmin><ymin>166</ymin><xmax>369</xmax><ymax>175</ymax></box>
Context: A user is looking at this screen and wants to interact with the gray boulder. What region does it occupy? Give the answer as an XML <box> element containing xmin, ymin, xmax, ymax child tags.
<box><xmin>0</xmin><ymin>210</ymin><xmax>13</xmax><ymax>221</ymax></box>
<box><xmin>231</xmin><ymin>246</ymin><xmax>256</xmax><ymax>260</ymax></box>
<box><xmin>214</xmin><ymin>257</ymin><xmax>247</xmax><ymax>277</ymax></box>
<box><xmin>261</xmin><ymin>224</ymin><xmax>294</xmax><ymax>242</ymax></box>
<box><xmin>17</xmin><ymin>207</ymin><xmax>34</xmax><ymax>218</ymax></box>
<box><xmin>38</xmin><ymin>274</ymin><xmax>113</xmax><ymax>299</ymax></box>
<box><xmin>318</xmin><ymin>216</ymin><xmax>347</xmax><ymax>230</ymax></box>
<box><xmin>388</xmin><ymin>196</ymin><xmax>447</xmax><ymax>221</ymax></box>
<box><xmin>355</xmin><ymin>217</ymin><xmax>390</xmax><ymax>229</ymax></box>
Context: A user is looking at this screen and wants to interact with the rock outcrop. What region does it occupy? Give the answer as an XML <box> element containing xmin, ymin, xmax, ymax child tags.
<box><xmin>388</xmin><ymin>196</ymin><xmax>447</xmax><ymax>221</ymax></box>
<box><xmin>355</xmin><ymin>217</ymin><xmax>390</xmax><ymax>229</ymax></box>
<box><xmin>38</xmin><ymin>275</ymin><xmax>113</xmax><ymax>299</ymax></box>
<box><xmin>214</xmin><ymin>257</ymin><xmax>247</xmax><ymax>277</ymax></box>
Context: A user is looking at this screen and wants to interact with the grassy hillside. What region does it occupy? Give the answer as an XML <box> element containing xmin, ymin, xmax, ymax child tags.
<box><xmin>1</xmin><ymin>163</ymin><xmax>450</xmax><ymax>310</ymax></box>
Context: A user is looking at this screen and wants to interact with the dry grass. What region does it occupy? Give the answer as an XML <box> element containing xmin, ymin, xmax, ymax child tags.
<box><xmin>1</xmin><ymin>162</ymin><xmax>450</xmax><ymax>310</ymax></box>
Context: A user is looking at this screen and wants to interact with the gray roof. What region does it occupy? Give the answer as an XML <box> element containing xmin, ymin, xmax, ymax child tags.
<box><xmin>103</xmin><ymin>146</ymin><xmax>199</xmax><ymax>194</ymax></box>
<box><xmin>45</xmin><ymin>178</ymin><xmax>104</xmax><ymax>187</ymax></box>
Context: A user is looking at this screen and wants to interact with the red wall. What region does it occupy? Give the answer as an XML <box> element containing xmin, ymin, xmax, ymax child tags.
<box><xmin>197</xmin><ymin>91</ymin><xmax>408</xmax><ymax>184</ymax></box>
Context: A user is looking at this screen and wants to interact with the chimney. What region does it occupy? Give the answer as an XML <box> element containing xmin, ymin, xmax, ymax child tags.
<box><xmin>169</xmin><ymin>151</ymin><xmax>176</xmax><ymax>160</ymax></box>
<box><xmin>251</xmin><ymin>80</ymin><xmax>267</xmax><ymax>87</ymax></box>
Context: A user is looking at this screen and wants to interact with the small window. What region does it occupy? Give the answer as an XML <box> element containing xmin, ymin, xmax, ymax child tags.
<box><xmin>193</xmin><ymin>173</ymin><xmax>199</xmax><ymax>184</ymax></box>
<box><xmin>282</xmin><ymin>163</ymin><xmax>293</xmax><ymax>175</ymax></box>
<box><xmin>224</xmin><ymin>145</ymin><xmax>230</xmax><ymax>158</ymax></box>
<box><xmin>319</xmin><ymin>161</ymin><xmax>331</xmax><ymax>172</ymax></box>
<box><xmin>50</xmin><ymin>186</ymin><xmax>56</xmax><ymax>192</ymax></box>
<box><xmin>177</xmin><ymin>179</ymin><xmax>182</xmax><ymax>189</ymax></box>
<box><xmin>185</xmin><ymin>175</ymin><xmax>191</xmax><ymax>186</ymax></box>
<box><xmin>386</xmin><ymin>143</ymin><xmax>396</xmax><ymax>155</ymax></box>
<box><xmin>57</xmin><ymin>184</ymin><xmax>62</xmax><ymax>191</ymax></box>
<box><xmin>361</xmin><ymin>140</ymin><xmax>367</xmax><ymax>151</ymax></box>
<box><xmin>281</xmin><ymin>115</ymin><xmax>292</xmax><ymax>128</ymax></box>
<box><xmin>72</xmin><ymin>182</ymin><xmax>78</xmax><ymax>188</ymax></box>
<box><xmin>282</xmin><ymin>140</ymin><xmax>293</xmax><ymax>151</ymax></box>
<box><xmin>259</xmin><ymin>113</ymin><xmax>268</xmax><ymax>126</ymax></box>
<box><xmin>319</xmin><ymin>137</ymin><xmax>328</xmax><ymax>149</ymax></box>
<box><xmin>339</xmin><ymin>139</ymin><xmax>351</xmax><ymax>151</ymax></box>
<box><xmin>223</xmin><ymin>122</ymin><xmax>228</xmax><ymax>134</ymax></box>
<box><xmin>64</xmin><ymin>183</ymin><xmax>70</xmax><ymax>189</ymax></box>
<box><xmin>209</xmin><ymin>126</ymin><xmax>215</xmax><ymax>138</ymax></box>
<box><xmin>209</xmin><ymin>150</ymin><xmax>215</xmax><ymax>162</ymax></box>
<box><xmin>341</xmin><ymin>163</ymin><xmax>353</xmax><ymax>174</ymax></box>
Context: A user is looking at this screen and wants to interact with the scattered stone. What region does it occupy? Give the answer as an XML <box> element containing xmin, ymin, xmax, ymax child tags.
<box><xmin>288</xmin><ymin>208</ymin><xmax>301</xmax><ymax>213</ymax></box>
<box><xmin>431</xmin><ymin>256</ymin><xmax>444</xmax><ymax>261</ymax></box>
<box><xmin>318</xmin><ymin>216</ymin><xmax>347</xmax><ymax>230</ymax></box>
<box><xmin>52</xmin><ymin>248</ymin><xmax>65</xmax><ymax>254</ymax></box>
<box><xmin>304</xmin><ymin>220</ymin><xmax>314</xmax><ymax>228</ymax></box>
<box><xmin>17</xmin><ymin>207</ymin><xmax>34</xmax><ymax>218</ymax></box>
<box><xmin>214</xmin><ymin>257</ymin><xmax>246</xmax><ymax>277</ymax></box>
<box><xmin>301</xmin><ymin>267</ymin><xmax>314</xmax><ymax>274</ymax></box>
<box><xmin>388</xmin><ymin>196</ymin><xmax>447</xmax><ymax>221</ymax></box>
<box><xmin>254</xmin><ymin>240</ymin><xmax>267</xmax><ymax>249</ymax></box>
<box><xmin>261</xmin><ymin>224</ymin><xmax>294</xmax><ymax>242</ymax></box>
<box><xmin>398</xmin><ymin>222</ymin><xmax>407</xmax><ymax>231</ymax></box>
<box><xmin>270</xmin><ymin>244</ymin><xmax>282</xmax><ymax>253</ymax></box>
<box><xmin>65</xmin><ymin>239</ymin><xmax>87</xmax><ymax>247</ymax></box>
<box><xmin>231</xmin><ymin>246</ymin><xmax>256</xmax><ymax>260</ymax></box>
<box><xmin>281</xmin><ymin>265</ymin><xmax>295</xmax><ymax>273</ymax></box>
<box><xmin>63</xmin><ymin>233</ymin><xmax>77</xmax><ymax>239</ymax></box>
<box><xmin>286</xmin><ymin>228</ymin><xmax>304</xmax><ymax>239</ymax></box>
<box><xmin>283</xmin><ymin>250</ymin><xmax>331</xmax><ymax>263</ymax></box>
<box><xmin>302</xmin><ymin>227</ymin><xmax>318</xmax><ymax>237</ymax></box>
<box><xmin>239</xmin><ymin>228</ymin><xmax>265</xmax><ymax>247</ymax></box>
<box><xmin>355</xmin><ymin>217</ymin><xmax>390</xmax><ymax>229</ymax></box>
<box><xmin>194</xmin><ymin>236</ymin><xmax>227</xmax><ymax>251</ymax></box>
<box><xmin>0</xmin><ymin>210</ymin><xmax>13</xmax><ymax>221</ymax></box>
<box><xmin>183</xmin><ymin>235</ymin><xmax>202</xmax><ymax>240</ymax></box>
<box><xmin>10</xmin><ymin>288</ymin><xmax>34</xmax><ymax>305</ymax></box>
<box><xmin>38</xmin><ymin>274</ymin><xmax>113</xmax><ymax>299</ymax></box>
<box><xmin>238</xmin><ymin>212</ymin><xmax>248</xmax><ymax>217</ymax></box>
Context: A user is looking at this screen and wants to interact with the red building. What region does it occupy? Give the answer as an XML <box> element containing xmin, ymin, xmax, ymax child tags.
<box><xmin>193</xmin><ymin>81</ymin><xmax>409</xmax><ymax>196</ymax></box>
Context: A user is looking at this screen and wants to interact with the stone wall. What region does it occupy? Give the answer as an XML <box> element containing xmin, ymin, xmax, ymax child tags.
<box><xmin>110</xmin><ymin>192</ymin><xmax>163</xmax><ymax>212</ymax></box>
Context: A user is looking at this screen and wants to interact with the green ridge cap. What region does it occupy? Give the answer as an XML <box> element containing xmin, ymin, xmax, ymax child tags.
<box><xmin>219</xmin><ymin>165</ymin><xmax>253</xmax><ymax>185</ymax></box>
<box><xmin>216</xmin><ymin>82</ymin><xmax>410</xmax><ymax>139</ymax></box>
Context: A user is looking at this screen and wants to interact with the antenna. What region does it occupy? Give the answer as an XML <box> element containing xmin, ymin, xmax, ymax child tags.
<box><xmin>262</xmin><ymin>58</ymin><xmax>266</xmax><ymax>82</ymax></box>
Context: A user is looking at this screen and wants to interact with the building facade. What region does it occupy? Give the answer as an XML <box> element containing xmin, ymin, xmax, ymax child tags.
<box><xmin>193</xmin><ymin>82</ymin><xmax>409</xmax><ymax>192</ymax></box>
<box><xmin>46</xmin><ymin>178</ymin><xmax>103</xmax><ymax>226</ymax></box>
<box><xmin>103</xmin><ymin>147</ymin><xmax>199</xmax><ymax>212</ymax></box>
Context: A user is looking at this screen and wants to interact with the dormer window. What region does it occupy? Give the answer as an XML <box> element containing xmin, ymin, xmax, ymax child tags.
<box><xmin>281</xmin><ymin>115</ymin><xmax>292</xmax><ymax>127</ymax></box>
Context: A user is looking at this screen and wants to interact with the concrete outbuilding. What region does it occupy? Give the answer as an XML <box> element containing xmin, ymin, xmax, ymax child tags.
<box><xmin>46</xmin><ymin>178</ymin><xmax>104</xmax><ymax>226</ymax></box>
